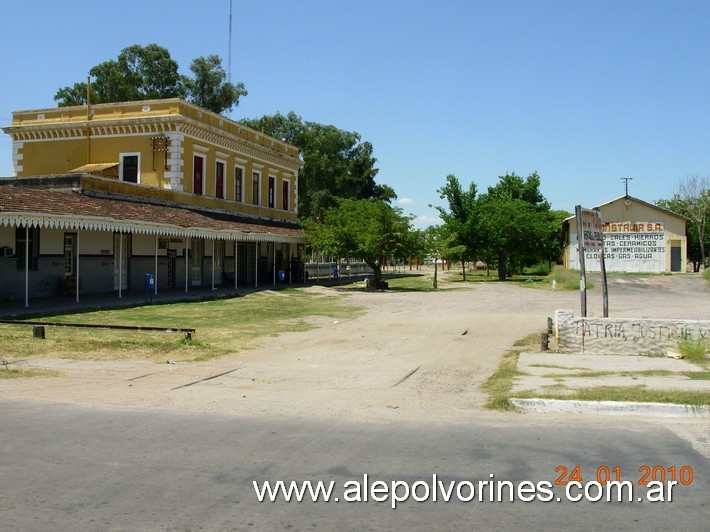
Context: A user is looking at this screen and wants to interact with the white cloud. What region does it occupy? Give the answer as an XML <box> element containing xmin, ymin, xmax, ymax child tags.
<box><xmin>397</xmin><ymin>197</ymin><xmax>414</xmax><ymax>206</ymax></box>
<box><xmin>413</xmin><ymin>215</ymin><xmax>442</xmax><ymax>228</ymax></box>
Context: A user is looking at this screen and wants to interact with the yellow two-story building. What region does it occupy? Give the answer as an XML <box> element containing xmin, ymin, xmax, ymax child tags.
<box><xmin>0</xmin><ymin>99</ymin><xmax>305</xmax><ymax>307</ymax></box>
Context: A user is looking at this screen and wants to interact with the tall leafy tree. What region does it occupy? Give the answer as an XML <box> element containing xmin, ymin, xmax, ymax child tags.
<box><xmin>434</xmin><ymin>174</ymin><xmax>478</xmax><ymax>280</ymax></box>
<box><xmin>657</xmin><ymin>175</ymin><xmax>710</xmax><ymax>271</ymax></box>
<box><xmin>303</xmin><ymin>198</ymin><xmax>413</xmax><ymax>287</ymax></box>
<box><xmin>434</xmin><ymin>171</ymin><xmax>554</xmax><ymax>281</ymax></box>
<box><xmin>478</xmin><ymin>172</ymin><xmax>552</xmax><ymax>280</ymax></box>
<box><xmin>183</xmin><ymin>55</ymin><xmax>247</xmax><ymax>115</ymax></box>
<box><xmin>544</xmin><ymin>209</ymin><xmax>572</xmax><ymax>272</ymax></box>
<box><xmin>54</xmin><ymin>44</ymin><xmax>246</xmax><ymax>115</ymax></box>
<box><xmin>241</xmin><ymin>113</ymin><xmax>392</xmax><ymax>221</ymax></box>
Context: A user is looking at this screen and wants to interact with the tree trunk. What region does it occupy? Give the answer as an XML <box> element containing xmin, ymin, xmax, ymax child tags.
<box><xmin>366</xmin><ymin>260</ymin><xmax>382</xmax><ymax>288</ymax></box>
<box><xmin>497</xmin><ymin>252</ymin><xmax>507</xmax><ymax>281</ymax></box>
<box><xmin>462</xmin><ymin>260</ymin><xmax>466</xmax><ymax>281</ymax></box>
<box><xmin>433</xmin><ymin>259</ymin><xmax>438</xmax><ymax>289</ymax></box>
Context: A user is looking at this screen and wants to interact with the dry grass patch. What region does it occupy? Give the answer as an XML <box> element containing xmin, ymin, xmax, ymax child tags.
<box><xmin>0</xmin><ymin>289</ymin><xmax>364</xmax><ymax>363</ymax></box>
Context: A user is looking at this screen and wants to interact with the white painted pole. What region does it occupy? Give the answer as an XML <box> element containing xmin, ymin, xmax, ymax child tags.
<box><xmin>76</xmin><ymin>231</ymin><xmax>80</xmax><ymax>303</ymax></box>
<box><xmin>119</xmin><ymin>232</ymin><xmax>123</xmax><ymax>298</ymax></box>
<box><xmin>211</xmin><ymin>238</ymin><xmax>216</xmax><ymax>290</ymax></box>
<box><xmin>185</xmin><ymin>237</ymin><xmax>189</xmax><ymax>293</ymax></box>
<box><xmin>154</xmin><ymin>235</ymin><xmax>159</xmax><ymax>295</ymax></box>
<box><xmin>24</xmin><ymin>225</ymin><xmax>29</xmax><ymax>308</ymax></box>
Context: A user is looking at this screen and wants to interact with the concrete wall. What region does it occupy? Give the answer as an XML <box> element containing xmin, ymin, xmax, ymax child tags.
<box><xmin>555</xmin><ymin>309</ymin><xmax>710</xmax><ymax>356</ymax></box>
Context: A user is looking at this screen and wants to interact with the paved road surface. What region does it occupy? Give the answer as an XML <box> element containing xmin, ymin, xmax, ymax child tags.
<box><xmin>1</xmin><ymin>402</ymin><xmax>707</xmax><ymax>531</ymax></box>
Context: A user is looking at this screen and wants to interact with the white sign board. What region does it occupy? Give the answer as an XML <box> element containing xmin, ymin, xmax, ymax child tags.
<box><xmin>569</xmin><ymin>221</ymin><xmax>666</xmax><ymax>273</ymax></box>
<box><xmin>579</xmin><ymin>208</ymin><xmax>604</xmax><ymax>250</ymax></box>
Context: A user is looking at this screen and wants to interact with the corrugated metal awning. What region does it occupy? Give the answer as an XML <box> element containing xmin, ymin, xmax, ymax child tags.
<box><xmin>69</xmin><ymin>163</ymin><xmax>119</xmax><ymax>174</ymax></box>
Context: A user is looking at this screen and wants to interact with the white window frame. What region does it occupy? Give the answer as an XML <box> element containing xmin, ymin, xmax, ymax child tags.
<box><xmin>119</xmin><ymin>152</ymin><xmax>141</xmax><ymax>183</ymax></box>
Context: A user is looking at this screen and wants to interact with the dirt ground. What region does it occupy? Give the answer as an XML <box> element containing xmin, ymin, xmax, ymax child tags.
<box><xmin>2</xmin><ymin>271</ymin><xmax>709</xmax><ymax>460</ymax></box>
<box><xmin>3</xmin><ymin>270</ymin><xmax>708</xmax><ymax>419</ymax></box>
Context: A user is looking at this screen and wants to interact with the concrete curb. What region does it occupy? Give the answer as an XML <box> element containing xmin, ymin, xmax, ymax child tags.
<box><xmin>511</xmin><ymin>398</ymin><xmax>710</xmax><ymax>418</ymax></box>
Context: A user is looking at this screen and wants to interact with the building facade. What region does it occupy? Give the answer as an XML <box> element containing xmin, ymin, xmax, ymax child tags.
<box><xmin>1</xmin><ymin>99</ymin><xmax>305</xmax><ymax>307</ymax></box>
<box><xmin>563</xmin><ymin>196</ymin><xmax>688</xmax><ymax>273</ymax></box>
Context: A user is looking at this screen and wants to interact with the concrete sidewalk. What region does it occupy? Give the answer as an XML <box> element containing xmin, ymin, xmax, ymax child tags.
<box><xmin>513</xmin><ymin>351</ymin><xmax>710</xmax><ymax>417</ymax></box>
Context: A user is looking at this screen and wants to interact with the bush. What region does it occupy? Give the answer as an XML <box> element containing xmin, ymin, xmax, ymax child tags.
<box><xmin>549</xmin><ymin>267</ymin><xmax>594</xmax><ymax>290</ymax></box>
<box><xmin>677</xmin><ymin>338</ymin><xmax>710</xmax><ymax>364</ymax></box>
<box><xmin>524</xmin><ymin>262</ymin><xmax>552</xmax><ymax>276</ymax></box>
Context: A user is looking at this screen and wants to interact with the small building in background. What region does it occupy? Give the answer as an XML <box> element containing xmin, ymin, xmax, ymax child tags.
<box><xmin>563</xmin><ymin>196</ymin><xmax>688</xmax><ymax>273</ymax></box>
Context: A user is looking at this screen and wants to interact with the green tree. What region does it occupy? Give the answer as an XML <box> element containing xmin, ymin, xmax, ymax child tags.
<box><xmin>544</xmin><ymin>209</ymin><xmax>572</xmax><ymax>272</ymax></box>
<box><xmin>241</xmin><ymin>113</ymin><xmax>391</xmax><ymax>220</ymax></box>
<box><xmin>183</xmin><ymin>55</ymin><xmax>247</xmax><ymax>114</ymax></box>
<box><xmin>478</xmin><ymin>172</ymin><xmax>552</xmax><ymax>280</ymax></box>
<box><xmin>54</xmin><ymin>44</ymin><xmax>246</xmax><ymax>115</ymax></box>
<box><xmin>304</xmin><ymin>198</ymin><xmax>413</xmax><ymax>287</ymax></box>
<box><xmin>434</xmin><ymin>174</ymin><xmax>479</xmax><ymax>280</ymax></box>
<box><xmin>657</xmin><ymin>175</ymin><xmax>710</xmax><ymax>271</ymax></box>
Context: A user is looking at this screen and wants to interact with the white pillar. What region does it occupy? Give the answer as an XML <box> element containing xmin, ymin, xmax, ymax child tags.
<box><xmin>211</xmin><ymin>239</ymin><xmax>216</xmax><ymax>290</ymax></box>
<box><xmin>76</xmin><ymin>231</ymin><xmax>80</xmax><ymax>303</ymax></box>
<box><xmin>185</xmin><ymin>237</ymin><xmax>190</xmax><ymax>293</ymax></box>
<box><xmin>234</xmin><ymin>240</ymin><xmax>238</xmax><ymax>290</ymax></box>
<box><xmin>24</xmin><ymin>225</ymin><xmax>29</xmax><ymax>308</ymax></box>
<box><xmin>118</xmin><ymin>232</ymin><xmax>123</xmax><ymax>299</ymax></box>
<box><xmin>154</xmin><ymin>234</ymin><xmax>159</xmax><ymax>295</ymax></box>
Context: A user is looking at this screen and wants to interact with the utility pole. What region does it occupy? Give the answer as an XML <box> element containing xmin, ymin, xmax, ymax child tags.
<box><xmin>621</xmin><ymin>177</ymin><xmax>633</xmax><ymax>197</ymax></box>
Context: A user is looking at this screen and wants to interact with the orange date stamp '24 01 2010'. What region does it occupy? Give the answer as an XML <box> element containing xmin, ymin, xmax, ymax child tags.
<box><xmin>555</xmin><ymin>465</ymin><xmax>694</xmax><ymax>486</ymax></box>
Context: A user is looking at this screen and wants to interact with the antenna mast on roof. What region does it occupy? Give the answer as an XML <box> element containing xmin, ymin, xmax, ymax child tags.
<box><xmin>228</xmin><ymin>0</ymin><xmax>233</xmax><ymax>84</ymax></box>
<box><xmin>621</xmin><ymin>177</ymin><xmax>633</xmax><ymax>197</ymax></box>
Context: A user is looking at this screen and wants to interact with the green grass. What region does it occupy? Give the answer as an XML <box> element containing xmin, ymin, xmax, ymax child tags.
<box><xmin>482</xmin><ymin>333</ymin><xmax>539</xmax><ymax>410</ymax></box>
<box><xmin>383</xmin><ymin>274</ymin><xmax>441</xmax><ymax>291</ymax></box>
<box><xmin>677</xmin><ymin>338</ymin><xmax>710</xmax><ymax>365</ymax></box>
<box><xmin>523</xmin><ymin>262</ymin><xmax>554</xmax><ymax>276</ymax></box>
<box><xmin>0</xmin><ymin>289</ymin><xmax>364</xmax><ymax>363</ymax></box>
<box><xmin>703</xmin><ymin>268</ymin><xmax>710</xmax><ymax>285</ymax></box>
<box><xmin>514</xmin><ymin>386</ymin><xmax>710</xmax><ymax>407</ymax></box>
<box><xmin>0</xmin><ymin>367</ymin><xmax>61</xmax><ymax>379</ymax></box>
<box><xmin>446</xmin><ymin>269</ymin><xmax>548</xmax><ymax>285</ymax></box>
<box><xmin>546</xmin><ymin>267</ymin><xmax>596</xmax><ymax>291</ymax></box>
<box><xmin>481</xmin><ymin>349</ymin><xmax>524</xmax><ymax>410</ymax></box>
<box><xmin>483</xmin><ymin>331</ymin><xmax>710</xmax><ymax>410</ymax></box>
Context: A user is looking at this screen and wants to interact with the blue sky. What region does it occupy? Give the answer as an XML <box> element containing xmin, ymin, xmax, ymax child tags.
<box><xmin>1</xmin><ymin>0</ymin><xmax>708</xmax><ymax>226</ymax></box>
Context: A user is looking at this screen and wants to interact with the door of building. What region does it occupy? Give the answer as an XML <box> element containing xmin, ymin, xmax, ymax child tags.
<box><xmin>671</xmin><ymin>246</ymin><xmax>682</xmax><ymax>272</ymax></box>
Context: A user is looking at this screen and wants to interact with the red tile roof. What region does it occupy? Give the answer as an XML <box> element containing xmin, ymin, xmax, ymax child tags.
<box><xmin>0</xmin><ymin>186</ymin><xmax>304</xmax><ymax>239</ymax></box>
